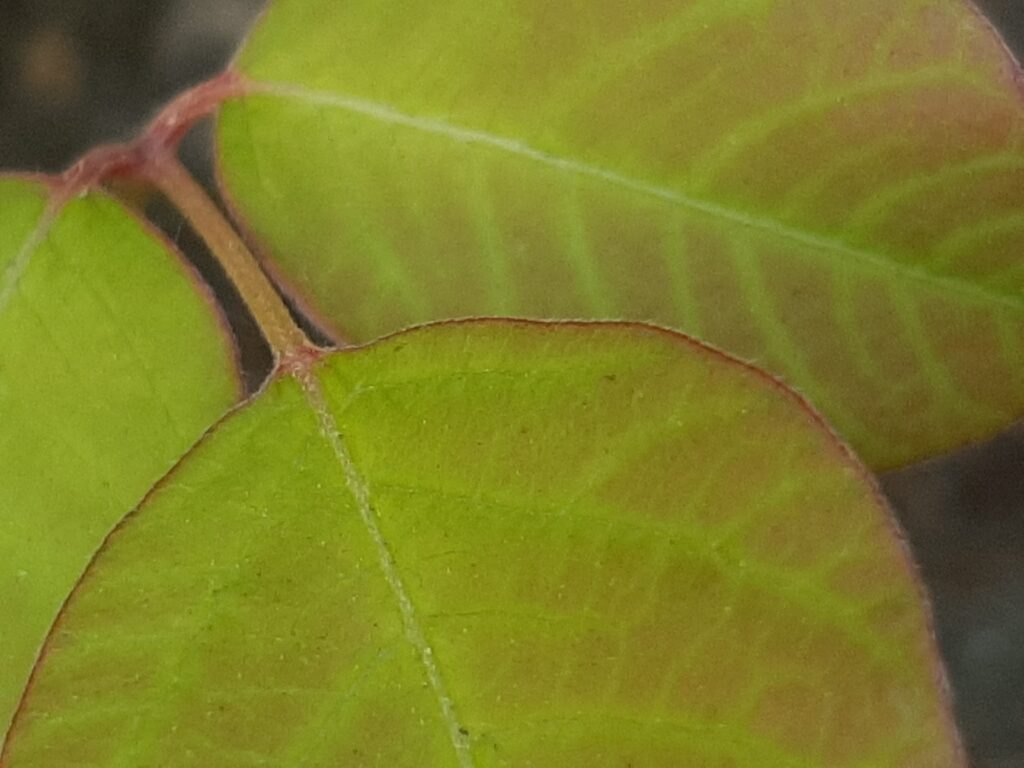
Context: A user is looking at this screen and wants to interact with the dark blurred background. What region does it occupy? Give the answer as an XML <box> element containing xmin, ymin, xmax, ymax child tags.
<box><xmin>0</xmin><ymin>1</ymin><xmax>1021</xmax><ymax>764</ymax></box>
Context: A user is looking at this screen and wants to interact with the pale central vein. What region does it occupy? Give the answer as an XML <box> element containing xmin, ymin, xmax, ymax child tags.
<box><xmin>299</xmin><ymin>372</ymin><xmax>475</xmax><ymax>768</ymax></box>
<box><xmin>0</xmin><ymin>202</ymin><xmax>59</xmax><ymax>320</ymax></box>
<box><xmin>245</xmin><ymin>80</ymin><xmax>1023</xmax><ymax>312</ymax></box>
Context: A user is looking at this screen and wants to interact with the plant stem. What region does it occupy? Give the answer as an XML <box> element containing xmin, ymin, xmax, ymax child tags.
<box><xmin>147</xmin><ymin>155</ymin><xmax>311</xmax><ymax>359</ymax></box>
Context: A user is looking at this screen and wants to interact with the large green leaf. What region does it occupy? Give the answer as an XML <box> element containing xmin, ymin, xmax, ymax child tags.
<box><xmin>2</xmin><ymin>322</ymin><xmax>962</xmax><ymax>766</ymax></box>
<box><xmin>215</xmin><ymin>0</ymin><xmax>1024</xmax><ymax>470</ymax></box>
<box><xmin>0</xmin><ymin>177</ymin><xmax>240</xmax><ymax>741</ymax></box>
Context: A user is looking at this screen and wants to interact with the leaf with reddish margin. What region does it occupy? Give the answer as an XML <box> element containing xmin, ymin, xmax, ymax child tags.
<box><xmin>216</xmin><ymin>0</ymin><xmax>1024</xmax><ymax>470</ymax></box>
<box><xmin>2</xmin><ymin>322</ymin><xmax>963</xmax><ymax>766</ymax></box>
<box><xmin>0</xmin><ymin>176</ymin><xmax>240</xmax><ymax>744</ymax></box>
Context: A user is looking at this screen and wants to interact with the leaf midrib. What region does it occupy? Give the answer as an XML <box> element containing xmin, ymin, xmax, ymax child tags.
<box><xmin>239</xmin><ymin>79</ymin><xmax>1024</xmax><ymax>313</ymax></box>
<box><xmin>299</xmin><ymin>369</ymin><xmax>475</xmax><ymax>768</ymax></box>
<box><xmin>0</xmin><ymin>201</ymin><xmax>58</xmax><ymax>322</ymax></box>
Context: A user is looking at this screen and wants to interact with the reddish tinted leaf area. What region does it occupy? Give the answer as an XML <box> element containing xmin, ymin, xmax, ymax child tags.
<box><xmin>217</xmin><ymin>0</ymin><xmax>1024</xmax><ymax>469</ymax></box>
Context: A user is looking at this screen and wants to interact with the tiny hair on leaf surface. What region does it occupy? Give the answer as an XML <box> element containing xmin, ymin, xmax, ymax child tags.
<box><xmin>0</xmin><ymin>174</ymin><xmax>240</xmax><ymax>744</ymax></box>
<box><xmin>215</xmin><ymin>0</ymin><xmax>1024</xmax><ymax>469</ymax></box>
<box><xmin>2</xmin><ymin>321</ymin><xmax>963</xmax><ymax>767</ymax></box>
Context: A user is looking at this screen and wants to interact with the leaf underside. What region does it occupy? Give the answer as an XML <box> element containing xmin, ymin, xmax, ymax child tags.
<box><xmin>216</xmin><ymin>0</ymin><xmax>1024</xmax><ymax>469</ymax></box>
<box><xmin>0</xmin><ymin>177</ymin><xmax>240</xmax><ymax>742</ymax></box>
<box><xmin>3</xmin><ymin>322</ymin><xmax>962</xmax><ymax>767</ymax></box>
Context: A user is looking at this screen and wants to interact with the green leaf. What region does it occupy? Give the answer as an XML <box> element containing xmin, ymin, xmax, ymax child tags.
<box><xmin>3</xmin><ymin>322</ymin><xmax>962</xmax><ymax>766</ymax></box>
<box><xmin>0</xmin><ymin>177</ymin><xmax>240</xmax><ymax>741</ymax></box>
<box><xmin>216</xmin><ymin>0</ymin><xmax>1024</xmax><ymax>470</ymax></box>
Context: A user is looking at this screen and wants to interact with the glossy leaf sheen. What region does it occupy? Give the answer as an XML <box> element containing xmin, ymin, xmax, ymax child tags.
<box><xmin>0</xmin><ymin>178</ymin><xmax>239</xmax><ymax>740</ymax></box>
<box><xmin>4</xmin><ymin>323</ymin><xmax>960</xmax><ymax>766</ymax></box>
<box><xmin>217</xmin><ymin>0</ymin><xmax>1024</xmax><ymax>469</ymax></box>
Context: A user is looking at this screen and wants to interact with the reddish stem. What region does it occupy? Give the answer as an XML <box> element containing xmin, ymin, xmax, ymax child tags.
<box><xmin>54</xmin><ymin>70</ymin><xmax>249</xmax><ymax>202</ymax></box>
<box><xmin>48</xmin><ymin>70</ymin><xmax>320</xmax><ymax>366</ymax></box>
<box><xmin>144</xmin><ymin>69</ymin><xmax>249</xmax><ymax>151</ymax></box>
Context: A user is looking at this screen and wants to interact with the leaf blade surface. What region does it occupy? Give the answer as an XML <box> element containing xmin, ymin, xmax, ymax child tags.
<box><xmin>3</xmin><ymin>321</ymin><xmax>963</xmax><ymax>766</ymax></box>
<box><xmin>0</xmin><ymin>177</ymin><xmax>240</xmax><ymax>741</ymax></box>
<box><xmin>217</xmin><ymin>0</ymin><xmax>1024</xmax><ymax>468</ymax></box>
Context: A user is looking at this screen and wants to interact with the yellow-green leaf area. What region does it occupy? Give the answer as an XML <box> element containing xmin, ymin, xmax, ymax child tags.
<box><xmin>3</xmin><ymin>322</ymin><xmax>962</xmax><ymax>766</ymax></box>
<box><xmin>0</xmin><ymin>177</ymin><xmax>240</xmax><ymax>742</ymax></box>
<box><xmin>217</xmin><ymin>0</ymin><xmax>1024</xmax><ymax>469</ymax></box>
